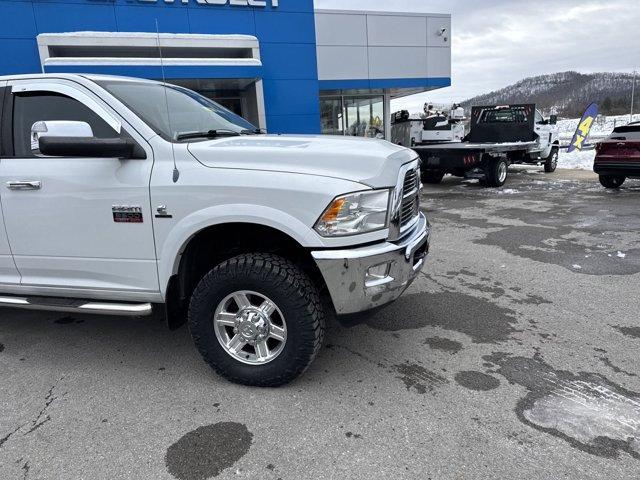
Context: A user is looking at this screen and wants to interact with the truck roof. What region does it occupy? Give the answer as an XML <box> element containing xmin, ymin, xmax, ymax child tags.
<box><xmin>0</xmin><ymin>73</ymin><xmax>162</xmax><ymax>85</ymax></box>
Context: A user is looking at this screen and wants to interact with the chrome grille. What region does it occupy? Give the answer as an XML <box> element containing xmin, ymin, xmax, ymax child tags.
<box><xmin>400</xmin><ymin>167</ymin><xmax>420</xmax><ymax>231</ymax></box>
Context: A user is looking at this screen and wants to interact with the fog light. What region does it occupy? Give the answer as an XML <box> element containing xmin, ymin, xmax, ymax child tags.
<box><xmin>365</xmin><ymin>262</ymin><xmax>393</xmax><ymax>287</ymax></box>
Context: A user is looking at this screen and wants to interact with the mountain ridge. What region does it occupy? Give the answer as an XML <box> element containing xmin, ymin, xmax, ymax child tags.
<box><xmin>460</xmin><ymin>71</ymin><xmax>636</xmax><ymax>117</ymax></box>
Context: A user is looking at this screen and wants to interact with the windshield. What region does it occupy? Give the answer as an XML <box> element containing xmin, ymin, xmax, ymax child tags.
<box><xmin>95</xmin><ymin>80</ymin><xmax>257</xmax><ymax>142</ymax></box>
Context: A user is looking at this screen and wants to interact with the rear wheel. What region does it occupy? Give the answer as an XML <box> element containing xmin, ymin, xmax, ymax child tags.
<box><xmin>599</xmin><ymin>175</ymin><xmax>626</xmax><ymax>189</ymax></box>
<box><xmin>421</xmin><ymin>170</ymin><xmax>445</xmax><ymax>184</ymax></box>
<box><xmin>188</xmin><ymin>253</ymin><xmax>325</xmax><ymax>387</ymax></box>
<box><xmin>483</xmin><ymin>158</ymin><xmax>508</xmax><ymax>187</ymax></box>
<box><xmin>543</xmin><ymin>147</ymin><xmax>559</xmax><ymax>173</ymax></box>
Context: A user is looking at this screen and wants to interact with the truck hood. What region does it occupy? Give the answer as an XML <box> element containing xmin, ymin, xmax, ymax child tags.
<box><xmin>187</xmin><ymin>134</ymin><xmax>416</xmax><ymax>187</ymax></box>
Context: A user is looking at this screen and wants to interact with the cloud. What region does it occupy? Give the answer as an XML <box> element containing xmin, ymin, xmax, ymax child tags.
<box><xmin>314</xmin><ymin>0</ymin><xmax>640</xmax><ymax>113</ymax></box>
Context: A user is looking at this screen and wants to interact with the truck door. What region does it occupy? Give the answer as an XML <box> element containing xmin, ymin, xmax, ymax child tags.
<box><xmin>0</xmin><ymin>83</ymin><xmax>22</xmax><ymax>286</ymax></box>
<box><xmin>0</xmin><ymin>80</ymin><xmax>158</xmax><ymax>298</ymax></box>
<box><xmin>534</xmin><ymin>109</ymin><xmax>551</xmax><ymax>155</ymax></box>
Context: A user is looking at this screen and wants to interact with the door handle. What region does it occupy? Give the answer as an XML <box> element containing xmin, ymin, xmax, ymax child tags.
<box><xmin>6</xmin><ymin>181</ymin><xmax>42</xmax><ymax>190</ymax></box>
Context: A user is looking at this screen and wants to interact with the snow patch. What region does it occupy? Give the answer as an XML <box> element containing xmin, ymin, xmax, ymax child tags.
<box><xmin>524</xmin><ymin>378</ymin><xmax>640</xmax><ymax>457</ymax></box>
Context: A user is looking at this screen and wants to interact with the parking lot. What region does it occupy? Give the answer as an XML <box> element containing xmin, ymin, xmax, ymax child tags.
<box><xmin>0</xmin><ymin>168</ymin><xmax>638</xmax><ymax>480</ymax></box>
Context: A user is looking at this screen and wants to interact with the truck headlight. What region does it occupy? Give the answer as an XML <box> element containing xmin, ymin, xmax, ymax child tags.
<box><xmin>315</xmin><ymin>189</ymin><xmax>390</xmax><ymax>237</ymax></box>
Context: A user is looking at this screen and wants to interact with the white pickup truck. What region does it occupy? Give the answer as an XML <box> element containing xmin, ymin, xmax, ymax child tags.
<box><xmin>0</xmin><ymin>74</ymin><xmax>429</xmax><ymax>386</ymax></box>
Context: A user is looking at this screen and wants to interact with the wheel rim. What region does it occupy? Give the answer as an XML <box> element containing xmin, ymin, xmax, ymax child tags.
<box><xmin>551</xmin><ymin>152</ymin><xmax>558</xmax><ymax>169</ymax></box>
<box><xmin>498</xmin><ymin>162</ymin><xmax>507</xmax><ymax>183</ymax></box>
<box><xmin>213</xmin><ymin>290</ymin><xmax>287</xmax><ymax>365</ymax></box>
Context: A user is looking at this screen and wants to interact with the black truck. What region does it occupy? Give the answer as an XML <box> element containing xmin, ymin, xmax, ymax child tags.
<box><xmin>393</xmin><ymin>105</ymin><xmax>560</xmax><ymax>187</ymax></box>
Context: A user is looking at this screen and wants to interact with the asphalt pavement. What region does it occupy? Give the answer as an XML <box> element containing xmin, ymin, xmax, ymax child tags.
<box><xmin>1</xmin><ymin>168</ymin><xmax>639</xmax><ymax>479</ymax></box>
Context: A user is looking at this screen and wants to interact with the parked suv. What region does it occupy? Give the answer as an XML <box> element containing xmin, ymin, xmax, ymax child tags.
<box><xmin>0</xmin><ymin>74</ymin><xmax>429</xmax><ymax>386</ymax></box>
<box><xmin>594</xmin><ymin>122</ymin><xmax>640</xmax><ymax>188</ymax></box>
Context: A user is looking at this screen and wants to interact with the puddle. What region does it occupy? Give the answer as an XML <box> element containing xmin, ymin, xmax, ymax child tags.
<box><xmin>424</xmin><ymin>337</ymin><xmax>463</xmax><ymax>354</ymax></box>
<box><xmin>395</xmin><ymin>362</ymin><xmax>448</xmax><ymax>395</ymax></box>
<box><xmin>613</xmin><ymin>325</ymin><xmax>640</xmax><ymax>339</ymax></box>
<box><xmin>366</xmin><ymin>291</ymin><xmax>518</xmax><ymax>344</ymax></box>
<box><xmin>455</xmin><ymin>371</ymin><xmax>500</xmax><ymax>391</ymax></box>
<box><xmin>166</xmin><ymin>422</ymin><xmax>253</xmax><ymax>480</ymax></box>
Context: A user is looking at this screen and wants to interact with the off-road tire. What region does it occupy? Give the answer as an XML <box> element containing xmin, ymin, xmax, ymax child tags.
<box><xmin>543</xmin><ymin>147</ymin><xmax>559</xmax><ymax>173</ymax></box>
<box><xmin>188</xmin><ymin>253</ymin><xmax>325</xmax><ymax>387</ymax></box>
<box><xmin>483</xmin><ymin>158</ymin><xmax>508</xmax><ymax>187</ymax></box>
<box><xmin>599</xmin><ymin>175</ymin><xmax>626</xmax><ymax>189</ymax></box>
<box><xmin>421</xmin><ymin>170</ymin><xmax>445</xmax><ymax>184</ymax></box>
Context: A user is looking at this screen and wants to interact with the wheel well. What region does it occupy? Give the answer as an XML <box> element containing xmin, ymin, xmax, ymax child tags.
<box><xmin>165</xmin><ymin>223</ymin><xmax>328</xmax><ymax>329</ymax></box>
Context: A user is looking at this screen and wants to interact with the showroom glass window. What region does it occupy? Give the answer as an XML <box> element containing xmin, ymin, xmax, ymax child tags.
<box><xmin>320</xmin><ymin>95</ymin><xmax>385</xmax><ymax>139</ymax></box>
<box><xmin>320</xmin><ymin>97</ymin><xmax>343</xmax><ymax>135</ymax></box>
<box><xmin>344</xmin><ymin>96</ymin><xmax>384</xmax><ymax>138</ymax></box>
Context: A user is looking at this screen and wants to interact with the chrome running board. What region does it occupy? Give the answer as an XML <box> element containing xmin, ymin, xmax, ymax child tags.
<box><xmin>0</xmin><ymin>295</ymin><xmax>152</xmax><ymax>317</ymax></box>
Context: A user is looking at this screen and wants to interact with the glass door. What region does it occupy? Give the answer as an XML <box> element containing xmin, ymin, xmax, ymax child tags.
<box><xmin>344</xmin><ymin>96</ymin><xmax>384</xmax><ymax>138</ymax></box>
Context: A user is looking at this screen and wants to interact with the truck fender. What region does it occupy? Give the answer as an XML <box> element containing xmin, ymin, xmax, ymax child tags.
<box><xmin>157</xmin><ymin>204</ymin><xmax>318</xmax><ymax>298</ymax></box>
<box><xmin>540</xmin><ymin>140</ymin><xmax>559</xmax><ymax>160</ymax></box>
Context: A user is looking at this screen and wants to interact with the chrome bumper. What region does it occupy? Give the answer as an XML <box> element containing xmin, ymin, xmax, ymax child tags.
<box><xmin>311</xmin><ymin>213</ymin><xmax>430</xmax><ymax>315</ymax></box>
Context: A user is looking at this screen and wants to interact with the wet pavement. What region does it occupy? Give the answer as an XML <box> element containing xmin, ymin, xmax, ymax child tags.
<box><xmin>1</xmin><ymin>168</ymin><xmax>639</xmax><ymax>479</ymax></box>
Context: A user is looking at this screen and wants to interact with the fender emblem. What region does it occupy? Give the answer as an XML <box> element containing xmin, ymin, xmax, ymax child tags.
<box><xmin>112</xmin><ymin>205</ymin><xmax>143</xmax><ymax>223</ymax></box>
<box><xmin>155</xmin><ymin>205</ymin><xmax>173</xmax><ymax>219</ymax></box>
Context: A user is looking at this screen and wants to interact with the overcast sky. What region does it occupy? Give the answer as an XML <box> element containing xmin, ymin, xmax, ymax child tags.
<box><xmin>314</xmin><ymin>0</ymin><xmax>640</xmax><ymax>113</ymax></box>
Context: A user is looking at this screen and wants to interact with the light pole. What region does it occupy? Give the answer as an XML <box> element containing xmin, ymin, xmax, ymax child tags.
<box><xmin>631</xmin><ymin>70</ymin><xmax>637</xmax><ymax>123</ymax></box>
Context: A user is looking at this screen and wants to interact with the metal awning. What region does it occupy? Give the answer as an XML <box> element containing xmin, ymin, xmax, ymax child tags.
<box><xmin>37</xmin><ymin>32</ymin><xmax>263</xmax><ymax>79</ymax></box>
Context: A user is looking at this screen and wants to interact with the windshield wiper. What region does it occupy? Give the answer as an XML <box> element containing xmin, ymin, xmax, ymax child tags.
<box><xmin>241</xmin><ymin>128</ymin><xmax>266</xmax><ymax>135</ymax></box>
<box><xmin>176</xmin><ymin>129</ymin><xmax>243</xmax><ymax>141</ymax></box>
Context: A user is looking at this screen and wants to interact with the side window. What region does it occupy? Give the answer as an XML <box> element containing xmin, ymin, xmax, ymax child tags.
<box><xmin>0</xmin><ymin>87</ymin><xmax>4</xmax><ymax>155</ymax></box>
<box><xmin>12</xmin><ymin>92</ymin><xmax>121</xmax><ymax>158</ymax></box>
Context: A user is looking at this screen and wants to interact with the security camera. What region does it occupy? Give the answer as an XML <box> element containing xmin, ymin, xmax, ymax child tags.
<box><xmin>437</xmin><ymin>27</ymin><xmax>447</xmax><ymax>36</ymax></box>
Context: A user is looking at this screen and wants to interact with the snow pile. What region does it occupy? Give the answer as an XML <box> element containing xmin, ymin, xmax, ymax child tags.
<box><xmin>557</xmin><ymin>113</ymin><xmax>640</xmax><ymax>144</ymax></box>
<box><xmin>558</xmin><ymin>149</ymin><xmax>595</xmax><ymax>170</ymax></box>
<box><xmin>557</xmin><ymin>113</ymin><xmax>640</xmax><ymax>170</ymax></box>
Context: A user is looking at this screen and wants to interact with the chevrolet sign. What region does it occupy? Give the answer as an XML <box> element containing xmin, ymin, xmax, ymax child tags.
<box><xmin>137</xmin><ymin>0</ymin><xmax>279</xmax><ymax>5</ymax></box>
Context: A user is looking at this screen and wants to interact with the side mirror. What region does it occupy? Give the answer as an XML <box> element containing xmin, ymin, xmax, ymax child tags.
<box><xmin>39</xmin><ymin>136</ymin><xmax>145</xmax><ymax>159</ymax></box>
<box><xmin>33</xmin><ymin>120</ymin><xmax>145</xmax><ymax>159</ymax></box>
<box><xmin>31</xmin><ymin>120</ymin><xmax>93</xmax><ymax>152</ymax></box>
<box><xmin>549</xmin><ymin>115</ymin><xmax>558</xmax><ymax>125</ymax></box>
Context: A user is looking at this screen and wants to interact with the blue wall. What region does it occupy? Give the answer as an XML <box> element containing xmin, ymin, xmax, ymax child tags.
<box><xmin>0</xmin><ymin>0</ymin><xmax>321</xmax><ymax>134</ymax></box>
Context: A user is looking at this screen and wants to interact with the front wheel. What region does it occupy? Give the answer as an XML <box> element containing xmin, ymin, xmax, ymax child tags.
<box><xmin>599</xmin><ymin>175</ymin><xmax>626</xmax><ymax>189</ymax></box>
<box><xmin>483</xmin><ymin>158</ymin><xmax>508</xmax><ymax>187</ymax></box>
<box><xmin>544</xmin><ymin>148</ymin><xmax>559</xmax><ymax>173</ymax></box>
<box><xmin>188</xmin><ymin>253</ymin><xmax>325</xmax><ymax>387</ymax></box>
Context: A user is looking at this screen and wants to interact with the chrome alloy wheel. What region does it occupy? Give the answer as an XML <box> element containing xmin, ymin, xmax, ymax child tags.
<box><xmin>213</xmin><ymin>290</ymin><xmax>287</xmax><ymax>365</ymax></box>
<box><xmin>498</xmin><ymin>162</ymin><xmax>508</xmax><ymax>183</ymax></box>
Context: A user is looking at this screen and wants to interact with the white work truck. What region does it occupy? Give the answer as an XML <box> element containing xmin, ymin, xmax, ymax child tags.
<box><xmin>392</xmin><ymin>104</ymin><xmax>560</xmax><ymax>187</ymax></box>
<box><xmin>0</xmin><ymin>74</ymin><xmax>429</xmax><ymax>386</ymax></box>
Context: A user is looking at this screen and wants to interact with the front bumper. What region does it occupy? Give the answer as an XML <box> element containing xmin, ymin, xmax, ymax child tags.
<box><xmin>311</xmin><ymin>213</ymin><xmax>430</xmax><ymax>315</ymax></box>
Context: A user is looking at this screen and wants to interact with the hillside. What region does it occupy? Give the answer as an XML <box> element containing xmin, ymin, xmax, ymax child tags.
<box><xmin>460</xmin><ymin>71</ymin><xmax>637</xmax><ymax>117</ymax></box>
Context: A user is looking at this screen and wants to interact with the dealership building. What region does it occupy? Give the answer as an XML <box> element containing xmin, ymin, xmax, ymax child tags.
<box><xmin>0</xmin><ymin>0</ymin><xmax>451</xmax><ymax>137</ymax></box>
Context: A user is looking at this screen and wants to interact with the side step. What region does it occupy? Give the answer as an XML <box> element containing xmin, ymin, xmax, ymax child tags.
<box><xmin>0</xmin><ymin>295</ymin><xmax>153</xmax><ymax>317</ymax></box>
